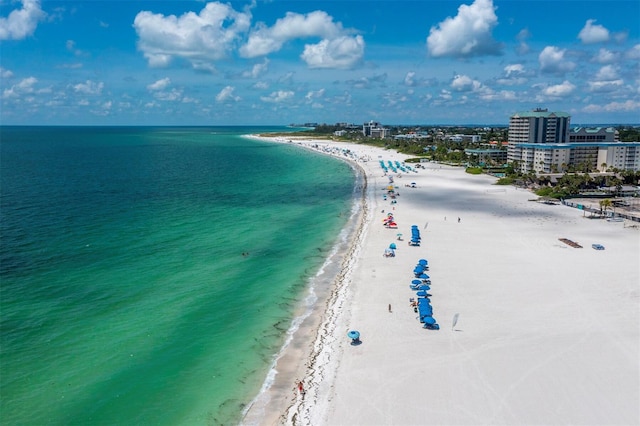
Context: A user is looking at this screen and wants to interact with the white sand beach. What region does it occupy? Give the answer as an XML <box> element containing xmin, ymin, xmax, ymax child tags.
<box><xmin>243</xmin><ymin>136</ymin><xmax>640</xmax><ymax>426</ymax></box>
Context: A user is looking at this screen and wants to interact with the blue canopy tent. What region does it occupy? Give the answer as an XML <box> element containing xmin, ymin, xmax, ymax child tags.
<box><xmin>347</xmin><ymin>330</ymin><xmax>361</xmax><ymax>344</ymax></box>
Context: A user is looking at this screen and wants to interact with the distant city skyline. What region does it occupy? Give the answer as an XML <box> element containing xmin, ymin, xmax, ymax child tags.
<box><xmin>1</xmin><ymin>0</ymin><xmax>639</xmax><ymax>126</ymax></box>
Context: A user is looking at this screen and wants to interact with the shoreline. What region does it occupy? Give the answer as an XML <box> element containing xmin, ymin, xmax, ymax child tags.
<box><xmin>242</xmin><ymin>135</ymin><xmax>639</xmax><ymax>425</ymax></box>
<box><xmin>241</xmin><ymin>136</ymin><xmax>373</xmax><ymax>425</ymax></box>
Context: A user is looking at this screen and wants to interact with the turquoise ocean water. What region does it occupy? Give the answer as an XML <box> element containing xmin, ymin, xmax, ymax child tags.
<box><xmin>0</xmin><ymin>126</ymin><xmax>355</xmax><ymax>425</ymax></box>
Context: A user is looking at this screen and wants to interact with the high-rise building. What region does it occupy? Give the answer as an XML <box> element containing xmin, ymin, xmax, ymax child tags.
<box><xmin>508</xmin><ymin>108</ymin><xmax>571</xmax><ymax>144</ymax></box>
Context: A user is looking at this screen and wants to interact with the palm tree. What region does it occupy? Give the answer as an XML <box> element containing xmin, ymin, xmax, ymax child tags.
<box><xmin>599</xmin><ymin>199</ymin><xmax>613</xmax><ymax>215</ymax></box>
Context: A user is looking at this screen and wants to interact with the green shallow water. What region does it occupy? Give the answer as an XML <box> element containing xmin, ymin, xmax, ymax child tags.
<box><xmin>0</xmin><ymin>126</ymin><xmax>355</xmax><ymax>425</ymax></box>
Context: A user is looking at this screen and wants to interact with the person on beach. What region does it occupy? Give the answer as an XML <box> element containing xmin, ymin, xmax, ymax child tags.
<box><xmin>297</xmin><ymin>380</ymin><xmax>305</xmax><ymax>397</ymax></box>
<box><xmin>458</xmin><ymin>217</ymin><xmax>461</xmax><ymax>223</ymax></box>
<box><xmin>388</xmin><ymin>303</ymin><xmax>392</xmax><ymax>313</ymax></box>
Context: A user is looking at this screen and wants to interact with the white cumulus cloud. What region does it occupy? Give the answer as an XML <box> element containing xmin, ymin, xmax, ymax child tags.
<box><xmin>305</xmin><ymin>88</ymin><xmax>325</xmax><ymax>101</ymax></box>
<box><xmin>578</xmin><ymin>19</ymin><xmax>610</xmax><ymax>44</ymax></box>
<box><xmin>133</xmin><ymin>2</ymin><xmax>252</xmax><ymax>68</ymax></box>
<box><xmin>539</xmin><ymin>46</ymin><xmax>576</xmax><ymax>74</ymax></box>
<box><xmin>240</xmin><ymin>10</ymin><xmax>364</xmax><ymax>69</ymax></box>
<box><xmin>593</xmin><ymin>48</ymin><xmax>618</xmax><ymax>64</ymax></box>
<box><xmin>260</xmin><ymin>90</ymin><xmax>294</xmax><ymax>103</ymax></box>
<box><xmin>2</xmin><ymin>76</ymin><xmax>37</xmax><ymax>98</ymax></box>
<box><xmin>451</xmin><ymin>74</ymin><xmax>482</xmax><ymax>92</ymax></box>
<box><xmin>427</xmin><ymin>0</ymin><xmax>501</xmax><ymax>58</ymax></box>
<box><xmin>595</xmin><ymin>65</ymin><xmax>618</xmax><ymax>81</ymax></box>
<box><xmin>588</xmin><ymin>65</ymin><xmax>623</xmax><ymax>93</ymax></box>
<box><xmin>497</xmin><ymin>64</ymin><xmax>528</xmax><ymax>85</ymax></box>
<box><xmin>626</xmin><ymin>44</ymin><xmax>640</xmax><ymax>60</ymax></box>
<box><xmin>0</xmin><ymin>0</ymin><xmax>46</xmax><ymax>40</ymax></box>
<box><xmin>541</xmin><ymin>80</ymin><xmax>576</xmax><ymax>98</ymax></box>
<box><xmin>241</xmin><ymin>11</ymin><xmax>342</xmax><ymax>57</ymax></box>
<box><xmin>72</xmin><ymin>80</ymin><xmax>104</xmax><ymax>95</ymax></box>
<box><xmin>216</xmin><ymin>86</ymin><xmax>240</xmax><ymax>102</ymax></box>
<box><xmin>301</xmin><ymin>35</ymin><xmax>364</xmax><ymax>69</ymax></box>
<box><xmin>147</xmin><ymin>78</ymin><xmax>171</xmax><ymax>91</ymax></box>
<box><xmin>242</xmin><ymin>59</ymin><xmax>269</xmax><ymax>78</ymax></box>
<box><xmin>1</xmin><ymin>67</ymin><xmax>14</xmax><ymax>78</ymax></box>
<box><xmin>583</xmin><ymin>100</ymin><xmax>640</xmax><ymax>113</ymax></box>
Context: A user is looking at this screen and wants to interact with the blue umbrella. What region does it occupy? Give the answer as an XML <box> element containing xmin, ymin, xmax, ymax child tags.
<box><xmin>416</xmin><ymin>290</ymin><xmax>428</xmax><ymax>297</ymax></box>
<box><xmin>411</xmin><ymin>279</ymin><xmax>422</xmax><ymax>285</ymax></box>
<box><xmin>347</xmin><ymin>330</ymin><xmax>360</xmax><ymax>340</ymax></box>
<box><xmin>419</xmin><ymin>274</ymin><xmax>430</xmax><ymax>279</ymax></box>
<box><xmin>418</xmin><ymin>259</ymin><xmax>428</xmax><ymax>265</ymax></box>
<box><xmin>389</xmin><ymin>243</ymin><xmax>397</xmax><ymax>249</ymax></box>
<box><xmin>417</xmin><ymin>284</ymin><xmax>430</xmax><ymax>290</ymax></box>
<box><xmin>423</xmin><ymin>316</ymin><xmax>436</xmax><ymax>325</ymax></box>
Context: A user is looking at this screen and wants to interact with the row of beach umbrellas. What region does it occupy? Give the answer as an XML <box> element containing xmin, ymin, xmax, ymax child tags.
<box><xmin>410</xmin><ymin>258</ymin><xmax>440</xmax><ymax>330</ymax></box>
<box><xmin>379</xmin><ymin>160</ymin><xmax>418</xmax><ymax>174</ymax></box>
<box><xmin>409</xmin><ymin>225</ymin><xmax>421</xmax><ymax>246</ymax></box>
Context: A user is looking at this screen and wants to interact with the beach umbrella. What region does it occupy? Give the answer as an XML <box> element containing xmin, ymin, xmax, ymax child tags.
<box><xmin>389</xmin><ymin>243</ymin><xmax>397</xmax><ymax>250</ymax></box>
<box><xmin>419</xmin><ymin>274</ymin><xmax>430</xmax><ymax>279</ymax></box>
<box><xmin>411</xmin><ymin>279</ymin><xmax>422</xmax><ymax>285</ymax></box>
<box><xmin>423</xmin><ymin>316</ymin><xmax>436</xmax><ymax>325</ymax></box>
<box><xmin>417</xmin><ymin>284</ymin><xmax>430</xmax><ymax>290</ymax></box>
<box><xmin>347</xmin><ymin>330</ymin><xmax>360</xmax><ymax>340</ymax></box>
<box><xmin>416</xmin><ymin>290</ymin><xmax>429</xmax><ymax>297</ymax></box>
<box><xmin>418</xmin><ymin>259</ymin><xmax>428</xmax><ymax>265</ymax></box>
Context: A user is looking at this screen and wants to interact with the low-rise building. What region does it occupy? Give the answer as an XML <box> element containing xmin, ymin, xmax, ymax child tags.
<box><xmin>507</xmin><ymin>109</ymin><xmax>639</xmax><ymax>172</ymax></box>
<box><xmin>509</xmin><ymin>142</ymin><xmax>640</xmax><ymax>172</ymax></box>
<box><xmin>363</xmin><ymin>120</ymin><xmax>389</xmax><ymax>138</ymax></box>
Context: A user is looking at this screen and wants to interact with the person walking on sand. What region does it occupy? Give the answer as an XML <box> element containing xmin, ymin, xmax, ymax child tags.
<box><xmin>297</xmin><ymin>380</ymin><xmax>305</xmax><ymax>397</ymax></box>
<box><xmin>458</xmin><ymin>217</ymin><xmax>461</xmax><ymax>223</ymax></box>
<box><xmin>388</xmin><ymin>303</ymin><xmax>392</xmax><ymax>313</ymax></box>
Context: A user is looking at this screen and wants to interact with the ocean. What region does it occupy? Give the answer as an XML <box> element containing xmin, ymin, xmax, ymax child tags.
<box><xmin>0</xmin><ymin>126</ymin><xmax>356</xmax><ymax>425</ymax></box>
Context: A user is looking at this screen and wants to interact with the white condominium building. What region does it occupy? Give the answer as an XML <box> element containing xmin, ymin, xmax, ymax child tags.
<box><xmin>508</xmin><ymin>108</ymin><xmax>571</xmax><ymax>144</ymax></box>
<box><xmin>507</xmin><ymin>109</ymin><xmax>639</xmax><ymax>172</ymax></box>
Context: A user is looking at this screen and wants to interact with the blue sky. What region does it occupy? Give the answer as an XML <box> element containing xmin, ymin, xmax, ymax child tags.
<box><xmin>1</xmin><ymin>0</ymin><xmax>638</xmax><ymax>126</ymax></box>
